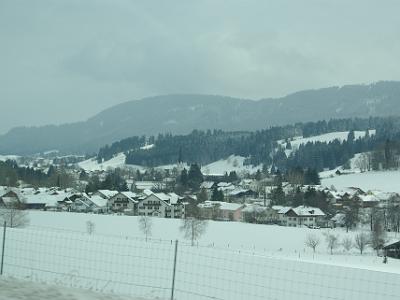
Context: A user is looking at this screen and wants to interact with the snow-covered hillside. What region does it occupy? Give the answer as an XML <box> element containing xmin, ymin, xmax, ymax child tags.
<box><xmin>202</xmin><ymin>155</ymin><xmax>260</xmax><ymax>176</ymax></box>
<box><xmin>78</xmin><ymin>153</ymin><xmax>261</xmax><ymax>175</ymax></box>
<box><xmin>78</xmin><ymin>153</ymin><xmax>145</xmax><ymax>172</ymax></box>
<box><xmin>279</xmin><ymin>130</ymin><xmax>375</xmax><ymax>156</ymax></box>
<box><xmin>322</xmin><ymin>170</ymin><xmax>400</xmax><ymax>194</ymax></box>
<box><xmin>0</xmin><ymin>154</ymin><xmax>20</xmax><ymax>162</ymax></box>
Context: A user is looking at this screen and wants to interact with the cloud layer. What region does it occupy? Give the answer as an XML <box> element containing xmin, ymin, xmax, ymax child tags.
<box><xmin>1</xmin><ymin>0</ymin><xmax>400</xmax><ymax>133</ymax></box>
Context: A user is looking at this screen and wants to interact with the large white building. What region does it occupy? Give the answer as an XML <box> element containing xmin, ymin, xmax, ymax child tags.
<box><xmin>283</xmin><ymin>206</ymin><xmax>326</xmax><ymax>227</ymax></box>
<box><xmin>137</xmin><ymin>193</ymin><xmax>185</xmax><ymax>218</ymax></box>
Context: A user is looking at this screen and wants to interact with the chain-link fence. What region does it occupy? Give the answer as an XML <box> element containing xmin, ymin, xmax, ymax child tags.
<box><xmin>1</xmin><ymin>222</ymin><xmax>399</xmax><ymax>300</ymax></box>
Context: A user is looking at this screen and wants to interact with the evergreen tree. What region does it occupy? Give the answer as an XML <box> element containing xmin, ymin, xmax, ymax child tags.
<box><xmin>179</xmin><ymin>168</ymin><xmax>188</xmax><ymax>187</ymax></box>
<box><xmin>187</xmin><ymin>164</ymin><xmax>203</xmax><ymax>190</ymax></box>
<box><xmin>211</xmin><ymin>187</ymin><xmax>224</xmax><ymax>202</ymax></box>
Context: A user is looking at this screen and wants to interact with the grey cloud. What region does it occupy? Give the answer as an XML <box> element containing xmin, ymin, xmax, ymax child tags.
<box><xmin>1</xmin><ymin>0</ymin><xmax>400</xmax><ymax>134</ymax></box>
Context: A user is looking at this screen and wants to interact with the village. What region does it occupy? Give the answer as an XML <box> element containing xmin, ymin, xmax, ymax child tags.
<box><xmin>0</xmin><ymin>164</ymin><xmax>398</xmax><ymax>230</ymax></box>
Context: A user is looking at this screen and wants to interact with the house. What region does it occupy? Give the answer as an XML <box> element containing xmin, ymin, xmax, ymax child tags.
<box><xmin>283</xmin><ymin>206</ymin><xmax>326</xmax><ymax>227</ymax></box>
<box><xmin>358</xmin><ymin>194</ymin><xmax>380</xmax><ymax>208</ymax></box>
<box><xmin>133</xmin><ymin>181</ymin><xmax>165</xmax><ymax>192</ymax></box>
<box><xmin>227</xmin><ymin>188</ymin><xmax>257</xmax><ymax>202</ymax></box>
<box><xmin>383</xmin><ymin>240</ymin><xmax>400</xmax><ymax>259</ymax></box>
<box><xmin>108</xmin><ymin>192</ymin><xmax>138</xmax><ymax>213</ymax></box>
<box><xmin>0</xmin><ymin>190</ymin><xmax>21</xmax><ymax>208</ymax></box>
<box><xmin>217</xmin><ymin>182</ymin><xmax>236</xmax><ymax>198</ymax></box>
<box><xmin>271</xmin><ymin>206</ymin><xmax>292</xmax><ymax>225</ymax></box>
<box><xmin>70</xmin><ymin>194</ymin><xmax>108</xmax><ymax>213</ymax></box>
<box><xmin>137</xmin><ymin>193</ymin><xmax>185</xmax><ymax>218</ymax></box>
<box><xmin>198</xmin><ymin>201</ymin><xmax>244</xmax><ymax>221</ymax></box>
<box><xmin>200</xmin><ymin>181</ymin><xmax>216</xmax><ymax>198</ymax></box>
<box><xmin>23</xmin><ymin>191</ymin><xmax>73</xmax><ymax>210</ymax></box>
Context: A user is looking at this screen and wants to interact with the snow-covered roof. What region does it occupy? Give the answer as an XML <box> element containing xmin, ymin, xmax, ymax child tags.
<box><xmin>151</xmin><ymin>192</ymin><xmax>183</xmax><ymax>204</ymax></box>
<box><xmin>217</xmin><ymin>182</ymin><xmax>233</xmax><ymax>188</ymax></box>
<box><xmin>198</xmin><ymin>201</ymin><xmax>244</xmax><ymax>211</ymax></box>
<box><xmin>120</xmin><ymin>191</ymin><xmax>138</xmax><ymax>200</ymax></box>
<box><xmin>134</xmin><ymin>181</ymin><xmax>162</xmax><ymax>190</ymax></box>
<box><xmin>143</xmin><ymin>189</ymin><xmax>154</xmax><ymax>196</ymax></box>
<box><xmin>359</xmin><ymin>194</ymin><xmax>380</xmax><ymax>203</ymax></box>
<box><xmin>88</xmin><ymin>195</ymin><xmax>108</xmax><ymax>208</ymax></box>
<box><xmin>200</xmin><ymin>181</ymin><xmax>215</xmax><ymax>189</ymax></box>
<box><xmin>228</xmin><ymin>188</ymin><xmax>252</xmax><ymax>196</ymax></box>
<box><xmin>97</xmin><ymin>190</ymin><xmax>119</xmax><ymax>199</ymax></box>
<box><xmin>242</xmin><ymin>204</ymin><xmax>268</xmax><ymax>213</ymax></box>
<box><xmin>23</xmin><ymin>193</ymin><xmax>69</xmax><ymax>206</ymax></box>
<box><xmin>272</xmin><ymin>206</ymin><xmax>292</xmax><ymax>214</ymax></box>
<box><xmin>289</xmin><ymin>206</ymin><xmax>325</xmax><ymax>217</ymax></box>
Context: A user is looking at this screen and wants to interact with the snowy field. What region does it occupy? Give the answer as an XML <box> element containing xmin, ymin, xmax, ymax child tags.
<box><xmin>279</xmin><ymin>130</ymin><xmax>375</xmax><ymax>156</ymax></box>
<box><xmin>322</xmin><ymin>170</ymin><xmax>400</xmax><ymax>193</ymax></box>
<box><xmin>0</xmin><ymin>277</ymin><xmax>145</xmax><ymax>300</ymax></box>
<box><xmin>1</xmin><ymin>212</ymin><xmax>400</xmax><ymax>300</ymax></box>
<box><xmin>202</xmin><ymin>155</ymin><xmax>260</xmax><ymax>176</ymax></box>
<box><xmin>78</xmin><ymin>153</ymin><xmax>146</xmax><ymax>172</ymax></box>
<box><xmin>79</xmin><ymin>153</ymin><xmax>260</xmax><ymax>175</ymax></box>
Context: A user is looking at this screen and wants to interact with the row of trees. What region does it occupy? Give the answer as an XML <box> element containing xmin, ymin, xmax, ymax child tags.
<box><xmin>305</xmin><ymin>229</ymin><xmax>384</xmax><ymax>256</ymax></box>
<box><xmin>97</xmin><ymin>117</ymin><xmax>399</xmax><ymax>169</ymax></box>
<box><xmin>84</xmin><ymin>169</ymin><xmax>129</xmax><ymax>193</ymax></box>
<box><xmin>0</xmin><ymin>160</ymin><xmax>74</xmax><ymax>188</ymax></box>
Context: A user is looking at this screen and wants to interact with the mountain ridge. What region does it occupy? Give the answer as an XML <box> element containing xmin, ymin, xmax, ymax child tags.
<box><xmin>1</xmin><ymin>81</ymin><xmax>400</xmax><ymax>155</ymax></box>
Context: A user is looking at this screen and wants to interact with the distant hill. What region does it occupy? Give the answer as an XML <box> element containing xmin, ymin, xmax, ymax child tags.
<box><xmin>1</xmin><ymin>81</ymin><xmax>400</xmax><ymax>155</ymax></box>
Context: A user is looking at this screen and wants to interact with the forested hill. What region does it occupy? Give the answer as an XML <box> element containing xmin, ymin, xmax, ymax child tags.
<box><xmin>97</xmin><ymin>116</ymin><xmax>400</xmax><ymax>172</ymax></box>
<box><xmin>2</xmin><ymin>81</ymin><xmax>400</xmax><ymax>155</ymax></box>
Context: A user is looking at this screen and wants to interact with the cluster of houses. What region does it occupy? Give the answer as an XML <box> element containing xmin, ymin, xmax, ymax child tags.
<box><xmin>0</xmin><ymin>186</ymin><xmax>185</xmax><ymax>219</ymax></box>
<box><xmin>1</xmin><ymin>175</ymin><xmax>399</xmax><ymax>229</ymax></box>
<box><xmin>0</xmin><ymin>184</ymin><xmax>326</xmax><ymax>228</ymax></box>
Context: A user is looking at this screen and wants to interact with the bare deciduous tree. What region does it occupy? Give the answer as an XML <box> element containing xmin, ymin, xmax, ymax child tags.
<box><xmin>370</xmin><ymin>214</ymin><xmax>386</xmax><ymax>255</ymax></box>
<box><xmin>0</xmin><ymin>204</ymin><xmax>29</xmax><ymax>228</ymax></box>
<box><xmin>180</xmin><ymin>217</ymin><xmax>207</xmax><ymax>246</ymax></box>
<box><xmin>323</xmin><ymin>232</ymin><xmax>339</xmax><ymax>255</ymax></box>
<box><xmin>354</xmin><ymin>232</ymin><xmax>369</xmax><ymax>255</ymax></box>
<box><xmin>305</xmin><ymin>234</ymin><xmax>320</xmax><ymax>255</ymax></box>
<box><xmin>139</xmin><ymin>216</ymin><xmax>153</xmax><ymax>242</ymax></box>
<box><xmin>342</xmin><ymin>237</ymin><xmax>353</xmax><ymax>252</ymax></box>
<box><xmin>354</xmin><ymin>153</ymin><xmax>371</xmax><ymax>172</ymax></box>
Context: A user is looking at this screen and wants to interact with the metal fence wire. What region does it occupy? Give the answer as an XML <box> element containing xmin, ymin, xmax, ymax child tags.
<box><xmin>1</xmin><ymin>222</ymin><xmax>400</xmax><ymax>300</ymax></box>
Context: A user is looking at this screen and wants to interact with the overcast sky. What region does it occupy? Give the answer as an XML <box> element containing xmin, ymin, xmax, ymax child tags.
<box><xmin>1</xmin><ymin>0</ymin><xmax>400</xmax><ymax>134</ymax></box>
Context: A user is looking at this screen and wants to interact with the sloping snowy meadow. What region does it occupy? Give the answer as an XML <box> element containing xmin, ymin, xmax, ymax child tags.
<box><xmin>1</xmin><ymin>211</ymin><xmax>400</xmax><ymax>300</ymax></box>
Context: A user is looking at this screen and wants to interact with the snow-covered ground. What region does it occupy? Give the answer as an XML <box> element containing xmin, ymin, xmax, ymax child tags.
<box><xmin>0</xmin><ymin>154</ymin><xmax>20</xmax><ymax>162</ymax></box>
<box><xmin>0</xmin><ymin>277</ymin><xmax>146</xmax><ymax>300</ymax></box>
<box><xmin>322</xmin><ymin>170</ymin><xmax>400</xmax><ymax>193</ymax></box>
<box><xmin>25</xmin><ymin>212</ymin><xmax>400</xmax><ymax>271</ymax></box>
<box><xmin>78</xmin><ymin>153</ymin><xmax>145</xmax><ymax>172</ymax></box>
<box><xmin>202</xmin><ymin>155</ymin><xmax>260</xmax><ymax>176</ymax></box>
<box><xmin>78</xmin><ymin>153</ymin><xmax>260</xmax><ymax>175</ymax></box>
<box><xmin>2</xmin><ymin>212</ymin><xmax>400</xmax><ymax>300</ymax></box>
<box><xmin>279</xmin><ymin>130</ymin><xmax>375</xmax><ymax>156</ymax></box>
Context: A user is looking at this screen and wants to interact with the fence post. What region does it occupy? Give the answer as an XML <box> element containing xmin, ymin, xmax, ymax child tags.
<box><xmin>1</xmin><ymin>221</ymin><xmax>6</xmax><ymax>275</ymax></box>
<box><xmin>170</xmin><ymin>239</ymin><xmax>178</xmax><ymax>300</ymax></box>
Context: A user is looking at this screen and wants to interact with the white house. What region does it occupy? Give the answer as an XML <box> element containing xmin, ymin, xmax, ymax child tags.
<box><xmin>198</xmin><ymin>201</ymin><xmax>245</xmax><ymax>221</ymax></box>
<box><xmin>70</xmin><ymin>194</ymin><xmax>108</xmax><ymax>213</ymax></box>
<box><xmin>108</xmin><ymin>191</ymin><xmax>138</xmax><ymax>213</ymax></box>
<box><xmin>283</xmin><ymin>206</ymin><xmax>326</xmax><ymax>227</ymax></box>
<box><xmin>137</xmin><ymin>192</ymin><xmax>185</xmax><ymax>218</ymax></box>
